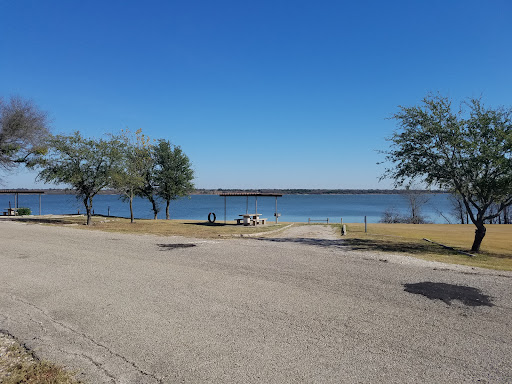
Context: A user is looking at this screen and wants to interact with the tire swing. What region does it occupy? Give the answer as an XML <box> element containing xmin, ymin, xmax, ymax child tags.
<box><xmin>208</xmin><ymin>212</ymin><xmax>216</xmax><ymax>223</ymax></box>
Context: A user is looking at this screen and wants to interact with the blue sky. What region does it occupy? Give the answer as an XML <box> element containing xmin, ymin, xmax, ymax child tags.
<box><xmin>1</xmin><ymin>0</ymin><xmax>511</xmax><ymax>189</ymax></box>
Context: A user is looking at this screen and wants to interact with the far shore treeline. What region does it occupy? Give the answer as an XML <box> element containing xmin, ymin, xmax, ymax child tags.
<box><xmin>11</xmin><ymin>188</ymin><xmax>448</xmax><ymax>195</ymax></box>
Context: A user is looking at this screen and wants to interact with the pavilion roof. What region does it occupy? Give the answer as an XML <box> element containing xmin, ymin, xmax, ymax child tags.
<box><xmin>0</xmin><ymin>189</ymin><xmax>46</xmax><ymax>194</ymax></box>
<box><xmin>218</xmin><ymin>192</ymin><xmax>282</xmax><ymax>197</ymax></box>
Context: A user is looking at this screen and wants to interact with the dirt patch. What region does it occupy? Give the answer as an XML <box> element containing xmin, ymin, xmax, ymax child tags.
<box><xmin>271</xmin><ymin>224</ymin><xmax>339</xmax><ymax>240</ymax></box>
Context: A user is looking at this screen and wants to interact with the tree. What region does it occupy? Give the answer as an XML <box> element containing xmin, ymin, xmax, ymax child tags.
<box><xmin>383</xmin><ymin>94</ymin><xmax>512</xmax><ymax>252</ymax></box>
<box><xmin>153</xmin><ymin>140</ymin><xmax>195</xmax><ymax>220</ymax></box>
<box><xmin>135</xmin><ymin>151</ymin><xmax>160</xmax><ymax>220</ymax></box>
<box><xmin>110</xmin><ymin>129</ymin><xmax>152</xmax><ymax>223</ymax></box>
<box><xmin>34</xmin><ymin>132</ymin><xmax>121</xmax><ymax>225</ymax></box>
<box><xmin>402</xmin><ymin>186</ymin><xmax>430</xmax><ymax>224</ymax></box>
<box><xmin>380</xmin><ymin>187</ymin><xmax>430</xmax><ymax>224</ymax></box>
<box><xmin>449</xmin><ymin>192</ymin><xmax>468</xmax><ymax>224</ymax></box>
<box><xmin>0</xmin><ymin>96</ymin><xmax>50</xmax><ymax>171</ymax></box>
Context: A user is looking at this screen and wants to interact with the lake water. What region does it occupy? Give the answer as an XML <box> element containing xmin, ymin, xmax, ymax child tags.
<box><xmin>1</xmin><ymin>193</ymin><xmax>456</xmax><ymax>223</ymax></box>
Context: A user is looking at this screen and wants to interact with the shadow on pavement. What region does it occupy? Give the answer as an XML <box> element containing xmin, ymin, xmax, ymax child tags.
<box><xmin>157</xmin><ymin>243</ymin><xmax>197</xmax><ymax>250</ymax></box>
<box><xmin>257</xmin><ymin>237</ymin><xmax>346</xmax><ymax>249</ymax></box>
<box><xmin>258</xmin><ymin>237</ymin><xmax>444</xmax><ymax>255</ymax></box>
<box><xmin>403</xmin><ymin>282</ymin><xmax>493</xmax><ymax>307</ymax></box>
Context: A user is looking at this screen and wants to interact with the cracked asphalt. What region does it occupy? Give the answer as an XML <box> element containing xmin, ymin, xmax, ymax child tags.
<box><xmin>1</xmin><ymin>221</ymin><xmax>511</xmax><ymax>383</ymax></box>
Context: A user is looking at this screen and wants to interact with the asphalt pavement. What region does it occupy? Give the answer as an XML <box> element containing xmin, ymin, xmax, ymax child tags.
<box><xmin>1</xmin><ymin>221</ymin><xmax>511</xmax><ymax>383</ymax></box>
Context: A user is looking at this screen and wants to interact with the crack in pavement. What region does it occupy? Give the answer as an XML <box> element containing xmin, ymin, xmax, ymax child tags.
<box><xmin>8</xmin><ymin>295</ymin><xmax>164</xmax><ymax>384</ymax></box>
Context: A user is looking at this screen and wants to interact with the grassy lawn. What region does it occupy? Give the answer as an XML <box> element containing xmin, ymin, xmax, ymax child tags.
<box><xmin>339</xmin><ymin>223</ymin><xmax>512</xmax><ymax>271</ymax></box>
<box><xmin>8</xmin><ymin>215</ymin><xmax>291</xmax><ymax>238</ymax></box>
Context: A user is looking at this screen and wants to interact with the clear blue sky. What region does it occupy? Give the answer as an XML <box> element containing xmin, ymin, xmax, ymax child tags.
<box><xmin>1</xmin><ymin>0</ymin><xmax>511</xmax><ymax>189</ymax></box>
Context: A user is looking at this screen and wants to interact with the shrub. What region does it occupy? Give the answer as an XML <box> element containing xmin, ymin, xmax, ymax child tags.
<box><xmin>17</xmin><ymin>207</ymin><xmax>31</xmax><ymax>215</ymax></box>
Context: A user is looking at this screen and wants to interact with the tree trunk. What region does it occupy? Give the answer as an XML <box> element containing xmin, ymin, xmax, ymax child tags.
<box><xmin>84</xmin><ymin>197</ymin><xmax>92</xmax><ymax>226</ymax></box>
<box><xmin>151</xmin><ymin>198</ymin><xmax>158</xmax><ymax>220</ymax></box>
<box><xmin>130</xmin><ymin>195</ymin><xmax>134</xmax><ymax>223</ymax></box>
<box><xmin>166</xmin><ymin>200</ymin><xmax>170</xmax><ymax>220</ymax></box>
<box><xmin>471</xmin><ymin>222</ymin><xmax>486</xmax><ymax>252</ymax></box>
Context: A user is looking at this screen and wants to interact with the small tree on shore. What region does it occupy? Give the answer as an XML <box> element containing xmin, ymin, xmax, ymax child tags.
<box><xmin>137</xmin><ymin>162</ymin><xmax>160</xmax><ymax>219</ymax></box>
<box><xmin>110</xmin><ymin>129</ymin><xmax>152</xmax><ymax>223</ymax></box>
<box><xmin>153</xmin><ymin>140</ymin><xmax>194</xmax><ymax>220</ymax></box>
<box><xmin>383</xmin><ymin>94</ymin><xmax>512</xmax><ymax>252</ymax></box>
<box><xmin>34</xmin><ymin>132</ymin><xmax>121</xmax><ymax>225</ymax></box>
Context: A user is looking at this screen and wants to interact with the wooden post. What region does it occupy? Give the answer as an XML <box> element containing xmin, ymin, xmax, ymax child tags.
<box><xmin>308</xmin><ymin>218</ymin><xmax>310</xmax><ymax>224</ymax></box>
<box><xmin>327</xmin><ymin>218</ymin><xmax>329</xmax><ymax>224</ymax></box>
<box><xmin>224</xmin><ymin>196</ymin><xmax>227</xmax><ymax>224</ymax></box>
<box><xmin>275</xmin><ymin>196</ymin><xmax>278</xmax><ymax>224</ymax></box>
<box><xmin>39</xmin><ymin>194</ymin><xmax>42</xmax><ymax>215</ymax></box>
<box><xmin>364</xmin><ymin>216</ymin><xmax>367</xmax><ymax>233</ymax></box>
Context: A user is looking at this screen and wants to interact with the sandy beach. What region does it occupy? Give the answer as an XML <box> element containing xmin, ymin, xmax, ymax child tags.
<box><xmin>1</xmin><ymin>220</ymin><xmax>511</xmax><ymax>383</ymax></box>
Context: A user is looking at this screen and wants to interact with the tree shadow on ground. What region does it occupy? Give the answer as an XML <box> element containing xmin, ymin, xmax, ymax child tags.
<box><xmin>342</xmin><ymin>238</ymin><xmax>449</xmax><ymax>254</ymax></box>
<box><xmin>258</xmin><ymin>237</ymin><xmax>449</xmax><ymax>255</ymax></box>
<box><xmin>183</xmin><ymin>222</ymin><xmax>232</xmax><ymax>227</ymax></box>
<box><xmin>257</xmin><ymin>237</ymin><xmax>347</xmax><ymax>249</ymax></box>
<box><xmin>403</xmin><ymin>282</ymin><xmax>493</xmax><ymax>307</ymax></box>
<box><xmin>1</xmin><ymin>217</ymin><xmax>77</xmax><ymax>225</ymax></box>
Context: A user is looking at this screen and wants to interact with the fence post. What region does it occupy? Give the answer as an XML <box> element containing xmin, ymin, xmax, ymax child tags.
<box><xmin>364</xmin><ymin>215</ymin><xmax>367</xmax><ymax>233</ymax></box>
<box><xmin>327</xmin><ymin>218</ymin><xmax>329</xmax><ymax>224</ymax></box>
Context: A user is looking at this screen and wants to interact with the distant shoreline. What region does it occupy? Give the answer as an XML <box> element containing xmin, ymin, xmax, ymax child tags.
<box><xmin>4</xmin><ymin>188</ymin><xmax>449</xmax><ymax>195</ymax></box>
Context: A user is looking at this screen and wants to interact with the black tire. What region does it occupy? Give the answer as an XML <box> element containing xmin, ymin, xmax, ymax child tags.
<box><xmin>208</xmin><ymin>212</ymin><xmax>216</xmax><ymax>223</ymax></box>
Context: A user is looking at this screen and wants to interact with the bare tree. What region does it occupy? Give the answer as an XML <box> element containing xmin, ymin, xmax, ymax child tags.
<box><xmin>403</xmin><ymin>187</ymin><xmax>429</xmax><ymax>224</ymax></box>
<box><xmin>449</xmin><ymin>193</ymin><xmax>467</xmax><ymax>224</ymax></box>
<box><xmin>0</xmin><ymin>96</ymin><xmax>50</xmax><ymax>171</ymax></box>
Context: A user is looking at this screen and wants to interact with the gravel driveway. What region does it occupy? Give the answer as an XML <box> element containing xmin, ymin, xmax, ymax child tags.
<box><xmin>1</xmin><ymin>221</ymin><xmax>511</xmax><ymax>383</ymax></box>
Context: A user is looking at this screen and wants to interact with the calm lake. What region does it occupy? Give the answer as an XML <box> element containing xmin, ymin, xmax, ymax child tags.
<box><xmin>1</xmin><ymin>193</ymin><xmax>456</xmax><ymax>224</ymax></box>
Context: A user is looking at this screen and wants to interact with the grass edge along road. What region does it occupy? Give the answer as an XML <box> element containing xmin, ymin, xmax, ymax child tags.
<box><xmin>340</xmin><ymin>223</ymin><xmax>512</xmax><ymax>271</ymax></box>
<box><xmin>4</xmin><ymin>215</ymin><xmax>511</xmax><ymax>271</ymax></box>
<box><xmin>0</xmin><ymin>331</ymin><xmax>81</xmax><ymax>384</ymax></box>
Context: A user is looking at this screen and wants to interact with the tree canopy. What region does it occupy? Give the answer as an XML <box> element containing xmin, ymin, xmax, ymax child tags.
<box><xmin>110</xmin><ymin>129</ymin><xmax>152</xmax><ymax>223</ymax></box>
<box><xmin>0</xmin><ymin>96</ymin><xmax>50</xmax><ymax>172</ymax></box>
<box><xmin>34</xmin><ymin>132</ymin><xmax>122</xmax><ymax>225</ymax></box>
<box><xmin>154</xmin><ymin>140</ymin><xmax>195</xmax><ymax>220</ymax></box>
<box><xmin>383</xmin><ymin>94</ymin><xmax>512</xmax><ymax>252</ymax></box>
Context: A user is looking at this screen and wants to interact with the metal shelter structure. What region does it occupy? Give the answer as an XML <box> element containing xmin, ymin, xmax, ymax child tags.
<box><xmin>0</xmin><ymin>189</ymin><xmax>46</xmax><ymax>215</ymax></box>
<box><xmin>218</xmin><ymin>192</ymin><xmax>283</xmax><ymax>224</ymax></box>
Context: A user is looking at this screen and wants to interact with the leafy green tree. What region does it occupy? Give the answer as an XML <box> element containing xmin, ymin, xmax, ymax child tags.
<box><xmin>110</xmin><ymin>129</ymin><xmax>152</xmax><ymax>223</ymax></box>
<box><xmin>154</xmin><ymin>140</ymin><xmax>195</xmax><ymax>219</ymax></box>
<box><xmin>383</xmin><ymin>94</ymin><xmax>512</xmax><ymax>252</ymax></box>
<box><xmin>136</xmin><ymin>152</ymin><xmax>160</xmax><ymax>220</ymax></box>
<box><xmin>0</xmin><ymin>96</ymin><xmax>50</xmax><ymax>171</ymax></box>
<box><xmin>34</xmin><ymin>132</ymin><xmax>121</xmax><ymax>225</ymax></box>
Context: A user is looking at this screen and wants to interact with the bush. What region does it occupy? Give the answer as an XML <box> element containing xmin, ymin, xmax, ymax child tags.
<box><xmin>380</xmin><ymin>208</ymin><xmax>430</xmax><ymax>224</ymax></box>
<box><xmin>380</xmin><ymin>208</ymin><xmax>405</xmax><ymax>223</ymax></box>
<box><xmin>17</xmin><ymin>207</ymin><xmax>31</xmax><ymax>215</ymax></box>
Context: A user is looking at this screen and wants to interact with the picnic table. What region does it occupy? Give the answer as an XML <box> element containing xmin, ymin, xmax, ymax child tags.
<box><xmin>2</xmin><ymin>208</ymin><xmax>16</xmax><ymax>216</ymax></box>
<box><xmin>235</xmin><ymin>214</ymin><xmax>267</xmax><ymax>226</ymax></box>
